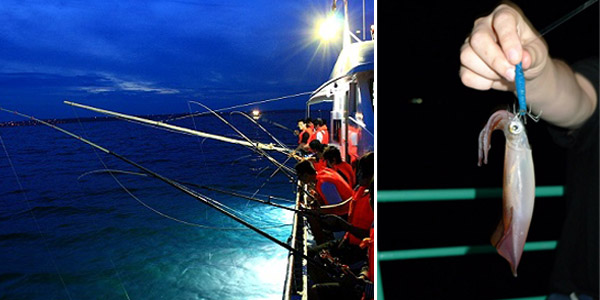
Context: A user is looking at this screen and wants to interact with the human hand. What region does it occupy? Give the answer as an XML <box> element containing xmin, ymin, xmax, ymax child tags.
<box><xmin>460</xmin><ymin>4</ymin><xmax>549</xmax><ymax>91</ymax></box>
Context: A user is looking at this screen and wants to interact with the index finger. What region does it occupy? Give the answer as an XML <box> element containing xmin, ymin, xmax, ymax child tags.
<box><xmin>492</xmin><ymin>6</ymin><xmax>524</xmax><ymax>65</ymax></box>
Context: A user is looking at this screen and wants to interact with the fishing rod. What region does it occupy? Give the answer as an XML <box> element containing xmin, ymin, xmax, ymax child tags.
<box><xmin>63</xmin><ymin>101</ymin><xmax>290</xmax><ymax>154</ymax></box>
<box><xmin>76</xmin><ymin>168</ymin><xmax>324</xmax><ymax>217</ymax></box>
<box><xmin>163</xmin><ymin>91</ymin><xmax>313</xmax><ymax>122</ymax></box>
<box><xmin>189</xmin><ymin>101</ymin><xmax>297</xmax><ymax>180</ymax></box>
<box><xmin>0</xmin><ymin>107</ymin><xmax>336</xmax><ymax>272</ymax></box>
<box><xmin>78</xmin><ymin>168</ymin><xmax>300</xmax><ymax>211</ymax></box>
<box><xmin>189</xmin><ymin>101</ymin><xmax>322</xmax><ymax>205</ymax></box>
<box><xmin>259</xmin><ymin>117</ymin><xmax>295</xmax><ymax>133</ymax></box>
<box><xmin>228</xmin><ymin>110</ymin><xmax>305</xmax><ymax>198</ymax></box>
<box><xmin>535</xmin><ymin>0</ymin><xmax>598</xmax><ymax>39</ymax></box>
<box><xmin>230</xmin><ymin>111</ymin><xmax>289</xmax><ymax>151</ymax></box>
<box><xmin>186</xmin><ymin>183</ymin><xmax>300</xmax><ymax>213</ymax></box>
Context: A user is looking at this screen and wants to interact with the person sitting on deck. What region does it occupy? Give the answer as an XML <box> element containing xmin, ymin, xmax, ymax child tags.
<box><xmin>307</xmin><ymin>140</ymin><xmax>327</xmax><ymax>172</ymax></box>
<box><xmin>312</xmin><ymin>118</ymin><xmax>330</xmax><ymax>145</ymax></box>
<box><xmin>305</xmin><ymin>117</ymin><xmax>315</xmax><ymax>137</ymax></box>
<box><xmin>307</xmin><ymin>152</ymin><xmax>375</xmax><ymax>300</ymax></box>
<box><xmin>294</xmin><ymin>118</ymin><xmax>312</xmax><ymax>154</ymax></box>
<box><xmin>295</xmin><ymin>159</ymin><xmax>353</xmax><ymax>208</ymax></box>
<box><xmin>307</xmin><ymin>152</ymin><xmax>374</xmax><ymax>263</ymax></box>
<box><xmin>295</xmin><ymin>158</ymin><xmax>353</xmax><ymax>245</ymax></box>
<box><xmin>323</xmin><ymin>145</ymin><xmax>356</xmax><ymax>188</ymax></box>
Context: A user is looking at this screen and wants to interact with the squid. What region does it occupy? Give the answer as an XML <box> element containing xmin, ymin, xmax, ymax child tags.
<box><xmin>478</xmin><ymin>110</ymin><xmax>535</xmax><ymax>277</ymax></box>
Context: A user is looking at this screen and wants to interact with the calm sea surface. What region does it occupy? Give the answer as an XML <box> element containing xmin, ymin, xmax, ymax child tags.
<box><xmin>0</xmin><ymin>110</ymin><xmax>307</xmax><ymax>300</ymax></box>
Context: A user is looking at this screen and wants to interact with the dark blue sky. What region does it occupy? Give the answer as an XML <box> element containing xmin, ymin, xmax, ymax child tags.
<box><xmin>0</xmin><ymin>0</ymin><xmax>375</xmax><ymax>121</ymax></box>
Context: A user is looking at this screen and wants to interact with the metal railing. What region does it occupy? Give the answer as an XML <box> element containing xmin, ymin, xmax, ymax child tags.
<box><xmin>377</xmin><ymin>185</ymin><xmax>564</xmax><ymax>300</ymax></box>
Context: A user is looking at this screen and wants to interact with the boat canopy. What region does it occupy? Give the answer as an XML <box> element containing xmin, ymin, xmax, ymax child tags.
<box><xmin>308</xmin><ymin>40</ymin><xmax>374</xmax><ymax>105</ymax></box>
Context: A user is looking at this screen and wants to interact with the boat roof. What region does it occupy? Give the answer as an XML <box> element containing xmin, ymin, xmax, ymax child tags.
<box><xmin>309</xmin><ymin>40</ymin><xmax>374</xmax><ymax>104</ymax></box>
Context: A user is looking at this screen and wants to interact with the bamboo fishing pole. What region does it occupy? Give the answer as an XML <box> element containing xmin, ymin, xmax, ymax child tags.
<box><xmin>63</xmin><ymin>101</ymin><xmax>291</xmax><ymax>154</ymax></box>
<box><xmin>230</xmin><ymin>111</ymin><xmax>288</xmax><ymax>150</ymax></box>
<box><xmin>188</xmin><ymin>101</ymin><xmax>297</xmax><ymax>180</ymax></box>
<box><xmin>0</xmin><ymin>107</ymin><xmax>335</xmax><ymax>271</ymax></box>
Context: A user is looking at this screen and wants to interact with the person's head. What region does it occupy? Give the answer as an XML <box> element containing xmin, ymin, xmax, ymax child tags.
<box><xmin>297</xmin><ymin>119</ymin><xmax>306</xmax><ymax>130</ymax></box>
<box><xmin>306</xmin><ymin>118</ymin><xmax>314</xmax><ymax>128</ymax></box>
<box><xmin>309</xmin><ymin>140</ymin><xmax>324</xmax><ymax>154</ymax></box>
<box><xmin>315</xmin><ymin>118</ymin><xmax>324</xmax><ymax>128</ymax></box>
<box><xmin>323</xmin><ymin>145</ymin><xmax>342</xmax><ymax>165</ymax></box>
<box><xmin>357</xmin><ymin>152</ymin><xmax>374</xmax><ymax>187</ymax></box>
<box><xmin>295</xmin><ymin>160</ymin><xmax>317</xmax><ymax>184</ymax></box>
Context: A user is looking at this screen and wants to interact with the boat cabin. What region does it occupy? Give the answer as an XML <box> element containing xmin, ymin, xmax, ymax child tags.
<box><xmin>306</xmin><ymin>39</ymin><xmax>374</xmax><ymax>165</ymax></box>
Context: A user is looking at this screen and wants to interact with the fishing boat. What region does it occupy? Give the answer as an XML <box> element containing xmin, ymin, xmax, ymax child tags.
<box><xmin>283</xmin><ymin>2</ymin><xmax>374</xmax><ymax>299</ymax></box>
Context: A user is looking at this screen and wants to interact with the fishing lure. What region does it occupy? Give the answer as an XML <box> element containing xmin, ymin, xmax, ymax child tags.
<box><xmin>515</xmin><ymin>62</ymin><xmax>527</xmax><ymax>118</ymax></box>
<box><xmin>478</xmin><ymin>110</ymin><xmax>535</xmax><ymax>277</ymax></box>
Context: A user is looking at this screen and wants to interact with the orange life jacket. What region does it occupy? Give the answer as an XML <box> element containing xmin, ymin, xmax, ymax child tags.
<box><xmin>344</xmin><ymin>185</ymin><xmax>373</xmax><ymax>245</ymax></box>
<box><xmin>307</xmin><ymin>129</ymin><xmax>317</xmax><ymax>145</ymax></box>
<box><xmin>318</xmin><ymin>125</ymin><xmax>329</xmax><ymax>144</ymax></box>
<box><xmin>312</xmin><ymin>158</ymin><xmax>327</xmax><ymax>172</ymax></box>
<box><xmin>333</xmin><ymin>161</ymin><xmax>355</xmax><ymax>188</ymax></box>
<box><xmin>297</xmin><ymin>128</ymin><xmax>310</xmax><ymax>144</ymax></box>
<box><xmin>315</xmin><ymin>168</ymin><xmax>353</xmax><ymax>205</ymax></box>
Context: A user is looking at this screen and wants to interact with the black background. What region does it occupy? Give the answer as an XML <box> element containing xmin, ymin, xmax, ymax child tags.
<box><xmin>377</xmin><ymin>0</ymin><xmax>598</xmax><ymax>298</ymax></box>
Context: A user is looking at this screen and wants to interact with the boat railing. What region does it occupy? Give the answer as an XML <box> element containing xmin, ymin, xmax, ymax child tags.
<box><xmin>377</xmin><ymin>185</ymin><xmax>565</xmax><ymax>300</ymax></box>
<box><xmin>283</xmin><ymin>186</ymin><xmax>309</xmax><ymax>300</ymax></box>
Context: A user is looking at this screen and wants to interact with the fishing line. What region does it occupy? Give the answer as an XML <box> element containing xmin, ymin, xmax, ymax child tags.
<box><xmin>228</xmin><ymin>110</ymin><xmax>301</xmax><ymax>203</ymax></box>
<box><xmin>0</xmin><ymin>134</ymin><xmax>74</xmax><ymax>300</ymax></box>
<box><xmin>514</xmin><ymin>0</ymin><xmax>597</xmax><ymax>120</ymax></box>
<box><xmin>2</xmin><ymin>109</ymin><xmax>328</xmax><ymax>270</ymax></box>
<box><xmin>164</xmin><ymin>91</ymin><xmax>313</xmax><ymax>123</ymax></box>
<box><xmin>77</xmin><ymin>168</ymin><xmax>297</xmax><ymax>206</ymax></box>
<box><xmin>189</xmin><ymin>101</ymin><xmax>310</xmax><ymax>212</ymax></box>
<box><xmin>259</xmin><ymin>117</ymin><xmax>295</xmax><ymax>133</ymax></box>
<box><xmin>77</xmin><ymin>169</ymin><xmax>148</xmax><ymax>181</ymax></box>
<box><xmin>189</xmin><ymin>101</ymin><xmax>297</xmax><ymax>178</ymax></box>
<box><xmin>183</xmin><ymin>102</ymin><xmax>293</xmax><ymax>226</ymax></box>
<box><xmin>70</xmin><ymin>118</ymin><xmax>289</xmax><ymax>230</ymax></box>
<box><xmin>251</xmin><ymin>154</ymin><xmax>296</xmax><ymax>200</ymax></box>
<box><xmin>533</xmin><ymin>0</ymin><xmax>598</xmax><ymax>40</ymax></box>
<box><xmin>230</xmin><ymin>111</ymin><xmax>290</xmax><ymax>151</ymax></box>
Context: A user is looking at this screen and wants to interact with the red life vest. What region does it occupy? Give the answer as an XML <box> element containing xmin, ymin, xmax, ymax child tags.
<box><xmin>333</xmin><ymin>161</ymin><xmax>355</xmax><ymax>188</ymax></box>
<box><xmin>347</xmin><ymin>125</ymin><xmax>361</xmax><ymax>164</ymax></box>
<box><xmin>297</xmin><ymin>128</ymin><xmax>310</xmax><ymax>144</ymax></box>
<box><xmin>307</xmin><ymin>130</ymin><xmax>317</xmax><ymax>145</ymax></box>
<box><xmin>318</xmin><ymin>125</ymin><xmax>329</xmax><ymax>144</ymax></box>
<box><xmin>344</xmin><ymin>185</ymin><xmax>373</xmax><ymax>245</ymax></box>
<box><xmin>315</xmin><ymin>168</ymin><xmax>353</xmax><ymax>205</ymax></box>
<box><xmin>313</xmin><ymin>158</ymin><xmax>327</xmax><ymax>172</ymax></box>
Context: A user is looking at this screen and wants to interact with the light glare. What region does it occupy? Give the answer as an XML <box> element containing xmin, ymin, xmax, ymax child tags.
<box><xmin>317</xmin><ymin>14</ymin><xmax>342</xmax><ymax>41</ymax></box>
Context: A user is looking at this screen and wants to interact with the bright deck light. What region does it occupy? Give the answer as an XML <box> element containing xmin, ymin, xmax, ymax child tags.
<box><xmin>316</xmin><ymin>13</ymin><xmax>342</xmax><ymax>41</ymax></box>
<box><xmin>251</xmin><ymin>109</ymin><xmax>261</xmax><ymax>120</ymax></box>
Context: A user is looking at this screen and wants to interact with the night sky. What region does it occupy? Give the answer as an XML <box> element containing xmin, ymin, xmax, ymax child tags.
<box><xmin>0</xmin><ymin>0</ymin><xmax>374</xmax><ymax>122</ymax></box>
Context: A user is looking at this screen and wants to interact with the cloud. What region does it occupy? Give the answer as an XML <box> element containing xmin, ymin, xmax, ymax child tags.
<box><xmin>77</xmin><ymin>74</ymin><xmax>180</xmax><ymax>95</ymax></box>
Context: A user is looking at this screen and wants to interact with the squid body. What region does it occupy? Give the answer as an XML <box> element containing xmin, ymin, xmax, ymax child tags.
<box><xmin>478</xmin><ymin>110</ymin><xmax>535</xmax><ymax>277</ymax></box>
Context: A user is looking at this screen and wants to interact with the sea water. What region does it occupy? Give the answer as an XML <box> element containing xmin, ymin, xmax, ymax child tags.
<box><xmin>0</xmin><ymin>110</ymin><xmax>306</xmax><ymax>300</ymax></box>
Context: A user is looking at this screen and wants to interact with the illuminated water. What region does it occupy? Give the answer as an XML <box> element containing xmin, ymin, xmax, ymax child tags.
<box><xmin>0</xmin><ymin>110</ymin><xmax>305</xmax><ymax>300</ymax></box>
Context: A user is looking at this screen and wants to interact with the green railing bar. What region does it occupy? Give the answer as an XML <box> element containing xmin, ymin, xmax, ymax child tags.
<box><xmin>498</xmin><ymin>297</ymin><xmax>547</xmax><ymax>300</ymax></box>
<box><xmin>377</xmin><ymin>259</ymin><xmax>384</xmax><ymax>300</ymax></box>
<box><xmin>378</xmin><ymin>240</ymin><xmax>557</xmax><ymax>261</ymax></box>
<box><xmin>377</xmin><ymin>186</ymin><xmax>564</xmax><ymax>203</ymax></box>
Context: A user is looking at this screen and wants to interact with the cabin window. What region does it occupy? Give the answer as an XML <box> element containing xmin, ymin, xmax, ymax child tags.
<box><xmin>369</xmin><ymin>77</ymin><xmax>374</xmax><ymax>110</ymax></box>
<box><xmin>333</xmin><ymin>119</ymin><xmax>342</xmax><ymax>143</ymax></box>
<box><xmin>348</xmin><ymin>82</ymin><xmax>358</xmax><ymax>115</ymax></box>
